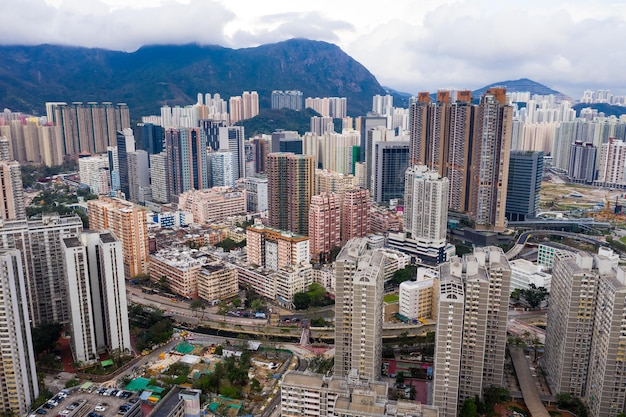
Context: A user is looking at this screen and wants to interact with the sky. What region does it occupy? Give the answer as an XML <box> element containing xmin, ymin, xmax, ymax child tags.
<box><xmin>3</xmin><ymin>0</ymin><xmax>626</xmax><ymax>99</ymax></box>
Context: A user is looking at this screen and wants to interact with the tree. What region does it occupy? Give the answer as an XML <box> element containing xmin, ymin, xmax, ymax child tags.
<box><xmin>521</xmin><ymin>284</ymin><xmax>549</xmax><ymax>308</ymax></box>
<box><xmin>459</xmin><ymin>397</ymin><xmax>479</xmax><ymax>417</ymax></box>
<box><xmin>250</xmin><ymin>378</ymin><xmax>262</xmax><ymax>393</ymax></box>
<box><xmin>190</xmin><ymin>299</ymin><xmax>204</xmax><ymax>317</ymax></box>
<box><xmin>308</xmin><ymin>283</ymin><xmax>327</xmax><ymax>306</ymax></box>
<box><xmin>31</xmin><ymin>322</ymin><xmax>63</xmax><ymax>355</ymax></box>
<box><xmin>395</xmin><ymin>372</ymin><xmax>405</xmax><ymax>385</ymax></box>
<box><xmin>250</xmin><ymin>298</ymin><xmax>265</xmax><ymax>311</ymax></box>
<box><xmin>510</xmin><ymin>288</ymin><xmax>522</xmax><ymax>301</ymax></box>
<box><xmin>391</xmin><ymin>265</ymin><xmax>417</xmax><ymax>285</ymax></box>
<box><xmin>483</xmin><ymin>385</ymin><xmax>510</xmax><ymax>412</ymax></box>
<box><xmin>232</xmin><ymin>298</ymin><xmax>242</xmax><ymax>308</ymax></box>
<box><xmin>293</xmin><ymin>292</ymin><xmax>310</xmax><ymax>310</ymax></box>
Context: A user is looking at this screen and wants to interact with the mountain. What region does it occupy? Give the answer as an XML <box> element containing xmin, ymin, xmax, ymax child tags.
<box><xmin>0</xmin><ymin>39</ymin><xmax>386</xmax><ymax>118</ymax></box>
<box><xmin>472</xmin><ymin>78</ymin><xmax>570</xmax><ymax>101</ymax></box>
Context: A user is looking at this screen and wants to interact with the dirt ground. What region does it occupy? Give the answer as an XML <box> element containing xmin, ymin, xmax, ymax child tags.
<box><xmin>540</xmin><ymin>179</ymin><xmax>622</xmax><ymax>210</ymax></box>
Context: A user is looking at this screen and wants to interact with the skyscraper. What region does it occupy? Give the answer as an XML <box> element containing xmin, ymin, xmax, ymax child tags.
<box><xmin>334</xmin><ymin>238</ymin><xmax>385</xmax><ymax>381</ymax></box>
<box><xmin>81</xmin><ymin>232</ymin><xmax>132</xmax><ymax>356</ymax></box>
<box><xmin>308</xmin><ymin>193</ymin><xmax>341</xmax><ymax>261</ymax></box>
<box><xmin>127</xmin><ymin>150</ymin><xmax>151</xmax><ymax>203</ymax></box>
<box><xmin>26</xmin><ymin>214</ymin><xmax>84</xmax><ymax>326</ymax></box>
<box><xmin>267</xmin><ymin>153</ymin><xmax>315</xmax><ymax>236</ymax></box>
<box><xmin>0</xmin><ymin>249</ymin><xmax>39</xmax><ymax>414</ymax></box>
<box><xmin>0</xmin><ymin>159</ymin><xmax>25</xmax><ymax>220</ymax></box>
<box><xmin>371</xmin><ymin>140</ymin><xmax>410</xmax><ymax>203</ymax></box>
<box><xmin>116</xmin><ymin>128</ymin><xmax>135</xmax><ymax>199</ymax></box>
<box><xmin>470</xmin><ymin>88</ymin><xmax>512</xmax><ymax>231</ymax></box>
<box><xmin>505</xmin><ymin>150</ymin><xmax>543</xmax><ymax>221</ymax></box>
<box><xmin>544</xmin><ymin>251</ymin><xmax>596</xmax><ymax>397</ymax></box>
<box><xmin>388</xmin><ymin>165</ymin><xmax>452</xmax><ymax>265</ymax></box>
<box><xmin>149</xmin><ymin>152</ymin><xmax>169</xmax><ymax>203</ymax></box>
<box><xmin>218</xmin><ymin>126</ymin><xmax>245</xmax><ymax>180</ymax></box>
<box><xmin>341</xmin><ymin>187</ymin><xmax>370</xmax><ymax>243</ymax></box>
<box><xmin>62</xmin><ymin>236</ymin><xmax>98</xmax><ymax>363</ymax></box>
<box><xmin>433</xmin><ymin>247</ymin><xmax>511</xmax><ymax>417</ymax></box>
<box><xmin>404</xmin><ymin>165</ymin><xmax>448</xmax><ymax>243</ymax></box>
<box><xmin>46</xmin><ymin>102</ymin><xmax>130</xmax><ymax>156</ymax></box>
<box><xmin>271</xmin><ymin>90</ymin><xmax>303</xmax><ymax>110</ymax></box>
<box><xmin>165</xmin><ymin>127</ymin><xmax>209</xmax><ymax>201</ymax></box>
<box><xmin>208</xmin><ymin>151</ymin><xmax>235</xmax><ymax>188</ymax></box>
<box><xmin>87</xmin><ymin>197</ymin><xmax>149</xmax><ymax>279</ymax></box>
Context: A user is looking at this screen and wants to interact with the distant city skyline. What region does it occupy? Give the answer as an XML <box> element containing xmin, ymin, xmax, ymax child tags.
<box><xmin>3</xmin><ymin>0</ymin><xmax>625</xmax><ymax>98</ymax></box>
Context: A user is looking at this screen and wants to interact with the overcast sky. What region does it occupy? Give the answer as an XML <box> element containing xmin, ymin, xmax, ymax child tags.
<box><xmin>3</xmin><ymin>0</ymin><xmax>626</xmax><ymax>98</ymax></box>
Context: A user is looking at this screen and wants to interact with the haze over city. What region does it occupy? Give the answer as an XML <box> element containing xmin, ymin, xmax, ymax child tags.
<box><xmin>2</xmin><ymin>0</ymin><xmax>625</xmax><ymax>96</ymax></box>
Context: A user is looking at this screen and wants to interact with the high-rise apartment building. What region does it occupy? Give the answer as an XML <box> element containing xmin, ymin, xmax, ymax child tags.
<box><xmin>470</xmin><ymin>88</ymin><xmax>512</xmax><ymax>231</ymax></box>
<box><xmin>334</xmin><ymin>238</ymin><xmax>385</xmax><ymax>381</ymax></box>
<box><xmin>567</xmin><ymin>141</ymin><xmax>597</xmax><ymax>183</ymax></box>
<box><xmin>82</xmin><ymin>232</ymin><xmax>131</xmax><ymax>357</ymax></box>
<box><xmin>250</xmin><ymin>137</ymin><xmax>269</xmax><ymax>174</ymax></box>
<box><xmin>87</xmin><ymin>197</ymin><xmax>149</xmax><ymax>278</ymax></box>
<box><xmin>341</xmin><ymin>187</ymin><xmax>370</xmax><ymax>243</ymax></box>
<box><xmin>267</xmin><ymin>153</ymin><xmax>315</xmax><ymax>236</ymax></box>
<box><xmin>26</xmin><ymin>215</ymin><xmax>84</xmax><ymax>326</ymax></box>
<box><xmin>404</xmin><ymin>165</ymin><xmax>448</xmax><ymax>243</ymax></box>
<box><xmin>229</xmin><ymin>91</ymin><xmax>259</xmax><ymax>123</ymax></box>
<box><xmin>127</xmin><ymin>150</ymin><xmax>151</xmax><ymax>203</ymax></box>
<box><xmin>597</xmin><ymin>137</ymin><xmax>626</xmax><ymax>185</ymax></box>
<box><xmin>208</xmin><ymin>151</ymin><xmax>235</xmax><ymax>188</ymax></box>
<box><xmin>271</xmin><ymin>90</ymin><xmax>303</xmax><ymax>110</ymax></box>
<box><xmin>0</xmin><ymin>159</ymin><xmax>25</xmax><ymax>220</ymax></box>
<box><xmin>305</xmin><ymin>97</ymin><xmax>347</xmax><ymax>118</ymax></box>
<box><xmin>217</xmin><ymin>126</ymin><xmax>246</xmax><ymax>180</ymax></box>
<box><xmin>0</xmin><ymin>249</ymin><xmax>39</xmax><ymax>415</ymax></box>
<box><xmin>585</xmin><ymin>261</ymin><xmax>626</xmax><ymax>417</ymax></box>
<box><xmin>308</xmin><ymin>193</ymin><xmax>341</xmax><ymax>261</ymax></box>
<box><xmin>116</xmin><ymin>128</ymin><xmax>136</xmax><ymax>199</ymax></box>
<box><xmin>149</xmin><ymin>152</ymin><xmax>169</xmax><ymax>203</ymax></box>
<box><xmin>388</xmin><ymin>165</ymin><xmax>452</xmax><ymax>265</ymax></box>
<box><xmin>46</xmin><ymin>102</ymin><xmax>130</xmax><ymax>155</ymax></box>
<box><xmin>544</xmin><ymin>251</ymin><xmax>596</xmax><ymax>397</ymax></box>
<box><xmin>79</xmin><ymin>155</ymin><xmax>111</xmax><ymax>195</ymax></box>
<box><xmin>165</xmin><ymin>127</ymin><xmax>209</xmax><ymax>201</ymax></box>
<box><xmin>244</xmin><ymin>176</ymin><xmax>268</xmax><ymax>213</ymax></box>
<box><xmin>505</xmin><ymin>150</ymin><xmax>543</xmax><ymax>221</ymax></box>
<box><xmin>314</xmin><ymin>169</ymin><xmax>356</xmax><ymax>199</ymax></box>
<box><xmin>433</xmin><ymin>247</ymin><xmax>511</xmax><ymax>417</ymax></box>
<box><xmin>63</xmin><ymin>236</ymin><xmax>98</xmax><ymax>363</ymax></box>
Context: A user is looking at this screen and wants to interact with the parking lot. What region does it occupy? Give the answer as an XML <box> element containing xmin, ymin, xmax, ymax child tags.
<box><xmin>32</xmin><ymin>387</ymin><xmax>140</xmax><ymax>417</ymax></box>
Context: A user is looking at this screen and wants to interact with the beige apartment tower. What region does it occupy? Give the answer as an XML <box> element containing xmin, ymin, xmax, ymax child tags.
<box><xmin>334</xmin><ymin>238</ymin><xmax>385</xmax><ymax>381</ymax></box>
<box><xmin>87</xmin><ymin>197</ymin><xmax>149</xmax><ymax>278</ymax></box>
<box><xmin>433</xmin><ymin>247</ymin><xmax>511</xmax><ymax>417</ymax></box>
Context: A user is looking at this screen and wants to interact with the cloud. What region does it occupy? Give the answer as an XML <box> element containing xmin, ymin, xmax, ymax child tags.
<box><xmin>347</xmin><ymin>2</ymin><xmax>626</xmax><ymax>97</ymax></box>
<box><xmin>0</xmin><ymin>0</ymin><xmax>234</xmax><ymax>51</ymax></box>
<box><xmin>228</xmin><ymin>11</ymin><xmax>353</xmax><ymax>47</ymax></box>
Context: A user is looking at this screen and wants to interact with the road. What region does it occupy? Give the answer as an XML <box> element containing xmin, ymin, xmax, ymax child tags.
<box><xmin>261</xmin><ymin>355</ymin><xmax>308</xmax><ymax>417</ymax></box>
<box><xmin>127</xmin><ymin>287</ymin><xmax>262</xmax><ymax>326</ymax></box>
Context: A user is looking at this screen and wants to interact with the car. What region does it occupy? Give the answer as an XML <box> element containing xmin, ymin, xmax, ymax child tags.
<box><xmin>60</xmin><ymin>410</ymin><xmax>70</xmax><ymax>415</ymax></box>
<box><xmin>94</xmin><ymin>406</ymin><xmax>106</xmax><ymax>412</ymax></box>
<box><xmin>36</xmin><ymin>410</ymin><xmax>47</xmax><ymax>415</ymax></box>
<box><xmin>88</xmin><ymin>413</ymin><xmax>99</xmax><ymax>417</ymax></box>
<box><xmin>110</xmin><ymin>390</ymin><xmax>118</xmax><ymax>396</ymax></box>
<box><xmin>128</xmin><ymin>398</ymin><xmax>139</xmax><ymax>404</ymax></box>
<box><xmin>43</xmin><ymin>404</ymin><xmax>54</xmax><ymax>410</ymax></box>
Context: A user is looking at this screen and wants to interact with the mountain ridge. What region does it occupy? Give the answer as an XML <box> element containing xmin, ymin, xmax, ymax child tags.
<box><xmin>0</xmin><ymin>39</ymin><xmax>386</xmax><ymax>117</ymax></box>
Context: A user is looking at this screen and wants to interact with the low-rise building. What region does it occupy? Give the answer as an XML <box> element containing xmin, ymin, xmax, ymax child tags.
<box><xmin>399</xmin><ymin>267</ymin><xmax>438</xmax><ymax>321</ymax></box>
<box><xmin>149</xmin><ymin>248</ymin><xmax>204</xmax><ymax>299</ymax></box>
<box><xmin>197</xmin><ymin>260</ymin><xmax>238</xmax><ymax>303</ymax></box>
<box><xmin>509</xmin><ymin>259</ymin><xmax>552</xmax><ymax>292</ymax></box>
